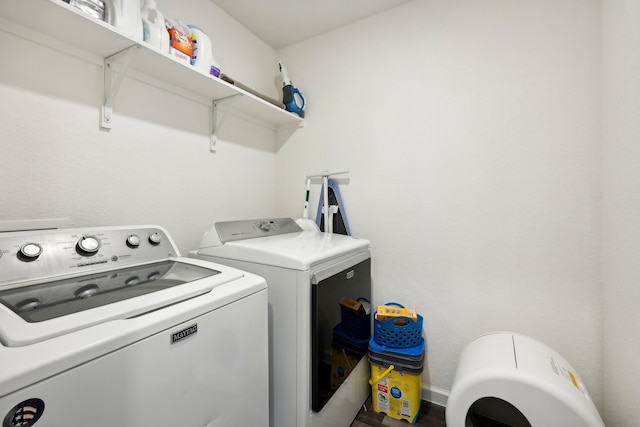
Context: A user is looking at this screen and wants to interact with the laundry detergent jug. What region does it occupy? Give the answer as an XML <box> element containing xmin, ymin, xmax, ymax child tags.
<box><xmin>141</xmin><ymin>0</ymin><xmax>169</xmax><ymax>53</ymax></box>
<box><xmin>104</xmin><ymin>0</ymin><xmax>143</xmax><ymax>41</ymax></box>
<box><xmin>188</xmin><ymin>25</ymin><xmax>214</xmax><ymax>75</ymax></box>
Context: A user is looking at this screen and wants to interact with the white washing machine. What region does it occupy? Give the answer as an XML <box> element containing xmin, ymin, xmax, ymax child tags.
<box><xmin>0</xmin><ymin>225</ymin><xmax>268</xmax><ymax>427</ymax></box>
<box><xmin>190</xmin><ymin>218</ymin><xmax>372</xmax><ymax>427</ymax></box>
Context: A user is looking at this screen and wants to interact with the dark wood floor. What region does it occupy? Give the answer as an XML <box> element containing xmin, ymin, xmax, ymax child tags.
<box><xmin>351</xmin><ymin>397</ymin><xmax>446</xmax><ymax>427</ymax></box>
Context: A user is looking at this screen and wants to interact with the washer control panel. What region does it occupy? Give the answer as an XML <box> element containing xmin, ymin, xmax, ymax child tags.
<box><xmin>0</xmin><ymin>226</ymin><xmax>177</xmax><ymax>288</ymax></box>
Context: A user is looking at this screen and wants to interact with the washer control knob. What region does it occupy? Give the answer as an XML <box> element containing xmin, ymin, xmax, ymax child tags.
<box><xmin>76</xmin><ymin>236</ymin><xmax>101</xmax><ymax>256</ymax></box>
<box><xmin>19</xmin><ymin>243</ymin><xmax>43</xmax><ymax>260</ymax></box>
<box><xmin>126</xmin><ymin>234</ymin><xmax>140</xmax><ymax>248</ymax></box>
<box><xmin>148</xmin><ymin>232</ymin><xmax>162</xmax><ymax>245</ymax></box>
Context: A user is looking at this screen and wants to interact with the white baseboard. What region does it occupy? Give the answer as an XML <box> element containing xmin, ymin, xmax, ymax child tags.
<box><xmin>422</xmin><ymin>385</ymin><xmax>449</xmax><ymax>407</ymax></box>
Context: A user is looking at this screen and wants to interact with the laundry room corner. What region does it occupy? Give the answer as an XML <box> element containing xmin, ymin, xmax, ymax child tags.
<box><xmin>5</xmin><ymin>0</ymin><xmax>640</xmax><ymax>425</ymax></box>
<box><xmin>602</xmin><ymin>0</ymin><xmax>640</xmax><ymax>425</ymax></box>
<box><xmin>274</xmin><ymin>0</ymin><xmax>604</xmax><ymax>414</ymax></box>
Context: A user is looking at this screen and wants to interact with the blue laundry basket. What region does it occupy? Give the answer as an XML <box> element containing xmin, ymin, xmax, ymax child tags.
<box><xmin>374</xmin><ymin>302</ymin><xmax>423</xmax><ymax>348</ymax></box>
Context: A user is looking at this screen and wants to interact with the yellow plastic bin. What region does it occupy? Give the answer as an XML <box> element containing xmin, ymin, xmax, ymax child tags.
<box><xmin>368</xmin><ymin>338</ymin><xmax>424</xmax><ymax>423</ymax></box>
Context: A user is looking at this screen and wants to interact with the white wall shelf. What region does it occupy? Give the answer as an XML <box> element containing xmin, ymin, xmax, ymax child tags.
<box><xmin>0</xmin><ymin>0</ymin><xmax>304</xmax><ymax>134</ymax></box>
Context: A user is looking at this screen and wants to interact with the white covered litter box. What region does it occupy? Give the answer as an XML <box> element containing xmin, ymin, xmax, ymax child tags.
<box><xmin>446</xmin><ymin>332</ymin><xmax>605</xmax><ymax>427</ymax></box>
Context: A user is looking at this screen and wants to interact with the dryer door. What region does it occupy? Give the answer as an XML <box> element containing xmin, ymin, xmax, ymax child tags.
<box><xmin>311</xmin><ymin>256</ymin><xmax>371</xmax><ymax>413</ymax></box>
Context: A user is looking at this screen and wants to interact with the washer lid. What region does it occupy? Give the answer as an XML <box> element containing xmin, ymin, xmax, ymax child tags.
<box><xmin>0</xmin><ymin>258</ymin><xmax>243</xmax><ymax>347</ymax></box>
<box><xmin>197</xmin><ymin>230</ymin><xmax>370</xmax><ymax>270</ymax></box>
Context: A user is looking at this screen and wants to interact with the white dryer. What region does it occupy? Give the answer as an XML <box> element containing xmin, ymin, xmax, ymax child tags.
<box><xmin>190</xmin><ymin>218</ymin><xmax>372</xmax><ymax>427</ymax></box>
<box><xmin>0</xmin><ymin>225</ymin><xmax>268</xmax><ymax>427</ymax></box>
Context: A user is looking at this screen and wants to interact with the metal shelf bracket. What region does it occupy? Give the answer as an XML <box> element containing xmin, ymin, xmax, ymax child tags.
<box><xmin>210</xmin><ymin>94</ymin><xmax>243</xmax><ymax>152</ymax></box>
<box><xmin>101</xmin><ymin>45</ymin><xmax>140</xmax><ymax>130</ymax></box>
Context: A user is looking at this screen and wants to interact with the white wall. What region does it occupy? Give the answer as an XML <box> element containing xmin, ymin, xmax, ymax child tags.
<box><xmin>0</xmin><ymin>0</ymin><xmax>280</xmax><ymax>255</ymax></box>
<box><xmin>602</xmin><ymin>0</ymin><xmax>640</xmax><ymax>426</ymax></box>
<box><xmin>6</xmin><ymin>1</ymin><xmax>637</xmax><ymax>425</ymax></box>
<box><xmin>276</xmin><ymin>0</ymin><xmax>604</xmax><ymax>410</ymax></box>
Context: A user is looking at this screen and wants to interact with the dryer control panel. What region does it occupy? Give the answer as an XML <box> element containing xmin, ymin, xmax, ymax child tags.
<box><xmin>215</xmin><ymin>218</ymin><xmax>303</xmax><ymax>243</ymax></box>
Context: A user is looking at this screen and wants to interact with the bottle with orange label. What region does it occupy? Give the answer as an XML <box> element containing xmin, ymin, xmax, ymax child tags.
<box><xmin>165</xmin><ymin>19</ymin><xmax>193</xmax><ymax>64</ymax></box>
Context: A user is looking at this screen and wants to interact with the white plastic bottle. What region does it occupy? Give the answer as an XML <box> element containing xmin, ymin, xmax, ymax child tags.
<box><xmin>141</xmin><ymin>0</ymin><xmax>169</xmax><ymax>53</ymax></box>
<box><xmin>188</xmin><ymin>25</ymin><xmax>213</xmax><ymax>74</ymax></box>
<box><xmin>104</xmin><ymin>0</ymin><xmax>144</xmax><ymax>41</ymax></box>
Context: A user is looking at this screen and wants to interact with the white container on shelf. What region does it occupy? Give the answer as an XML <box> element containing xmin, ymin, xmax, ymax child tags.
<box><xmin>104</xmin><ymin>0</ymin><xmax>143</xmax><ymax>41</ymax></box>
<box><xmin>66</xmin><ymin>0</ymin><xmax>105</xmax><ymax>21</ymax></box>
<box><xmin>188</xmin><ymin>25</ymin><xmax>214</xmax><ymax>75</ymax></box>
<box><xmin>141</xmin><ymin>0</ymin><xmax>169</xmax><ymax>53</ymax></box>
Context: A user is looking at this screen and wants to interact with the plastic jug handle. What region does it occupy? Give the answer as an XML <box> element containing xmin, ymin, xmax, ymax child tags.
<box><xmin>293</xmin><ymin>88</ymin><xmax>305</xmax><ymax>109</ymax></box>
<box><xmin>369</xmin><ymin>364</ymin><xmax>395</xmax><ymax>385</ymax></box>
<box><xmin>385</xmin><ymin>302</ymin><xmax>405</xmax><ymax>308</ymax></box>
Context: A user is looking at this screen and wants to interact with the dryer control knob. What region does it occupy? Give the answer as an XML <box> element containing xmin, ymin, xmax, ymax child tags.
<box><xmin>148</xmin><ymin>232</ymin><xmax>162</xmax><ymax>245</ymax></box>
<box><xmin>19</xmin><ymin>243</ymin><xmax>43</xmax><ymax>260</ymax></box>
<box><xmin>126</xmin><ymin>234</ymin><xmax>141</xmax><ymax>248</ymax></box>
<box><xmin>76</xmin><ymin>236</ymin><xmax>101</xmax><ymax>256</ymax></box>
<box><xmin>259</xmin><ymin>221</ymin><xmax>274</xmax><ymax>232</ymax></box>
